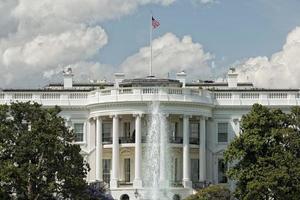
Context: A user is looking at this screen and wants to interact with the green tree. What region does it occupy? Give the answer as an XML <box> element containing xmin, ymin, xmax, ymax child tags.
<box><xmin>224</xmin><ymin>104</ymin><xmax>300</xmax><ymax>200</ymax></box>
<box><xmin>0</xmin><ymin>102</ymin><xmax>89</xmax><ymax>199</ymax></box>
<box><xmin>184</xmin><ymin>185</ymin><xmax>231</xmax><ymax>200</ymax></box>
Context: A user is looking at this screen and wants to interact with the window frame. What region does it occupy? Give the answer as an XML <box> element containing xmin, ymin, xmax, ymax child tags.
<box><xmin>190</xmin><ymin>122</ymin><xmax>200</xmax><ymax>139</ymax></box>
<box><xmin>72</xmin><ymin>120</ymin><xmax>86</xmax><ymax>144</ymax></box>
<box><xmin>216</xmin><ymin>121</ymin><xmax>229</xmax><ymax>144</ymax></box>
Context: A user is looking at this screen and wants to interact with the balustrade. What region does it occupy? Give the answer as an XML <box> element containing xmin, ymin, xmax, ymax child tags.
<box><xmin>1</xmin><ymin>88</ymin><xmax>299</xmax><ymax>106</ymax></box>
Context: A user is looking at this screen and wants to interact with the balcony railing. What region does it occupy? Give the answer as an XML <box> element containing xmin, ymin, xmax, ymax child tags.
<box><xmin>170</xmin><ymin>181</ymin><xmax>183</xmax><ymax>187</ymax></box>
<box><xmin>119</xmin><ymin>136</ymin><xmax>135</xmax><ymax>144</ymax></box>
<box><xmin>103</xmin><ymin>136</ymin><xmax>201</xmax><ymax>145</ymax></box>
<box><xmin>190</xmin><ymin>137</ymin><xmax>200</xmax><ymax>145</ymax></box>
<box><xmin>103</xmin><ymin>137</ymin><xmax>112</xmax><ymax>144</ymax></box>
<box><xmin>169</xmin><ymin>137</ymin><xmax>183</xmax><ymax>144</ymax></box>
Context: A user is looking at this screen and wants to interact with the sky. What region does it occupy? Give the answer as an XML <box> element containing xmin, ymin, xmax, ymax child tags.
<box><xmin>1</xmin><ymin>0</ymin><xmax>300</xmax><ymax>88</ymax></box>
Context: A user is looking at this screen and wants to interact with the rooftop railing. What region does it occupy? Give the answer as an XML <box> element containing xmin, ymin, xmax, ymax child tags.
<box><xmin>1</xmin><ymin>88</ymin><xmax>300</xmax><ymax>106</ymax></box>
<box><xmin>213</xmin><ymin>91</ymin><xmax>300</xmax><ymax>106</ymax></box>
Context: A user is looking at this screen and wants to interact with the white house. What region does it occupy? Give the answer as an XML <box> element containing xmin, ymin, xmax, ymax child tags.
<box><xmin>1</xmin><ymin>68</ymin><xmax>298</xmax><ymax>200</ymax></box>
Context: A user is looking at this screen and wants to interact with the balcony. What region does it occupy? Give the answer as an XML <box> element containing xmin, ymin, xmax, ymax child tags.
<box><xmin>170</xmin><ymin>181</ymin><xmax>183</xmax><ymax>187</ymax></box>
<box><xmin>119</xmin><ymin>136</ymin><xmax>135</xmax><ymax>144</ymax></box>
<box><xmin>169</xmin><ymin>136</ymin><xmax>183</xmax><ymax>144</ymax></box>
<box><xmin>190</xmin><ymin>137</ymin><xmax>200</xmax><ymax>145</ymax></box>
<box><xmin>103</xmin><ymin>137</ymin><xmax>112</xmax><ymax>144</ymax></box>
<box><xmin>103</xmin><ymin>136</ymin><xmax>200</xmax><ymax>145</ymax></box>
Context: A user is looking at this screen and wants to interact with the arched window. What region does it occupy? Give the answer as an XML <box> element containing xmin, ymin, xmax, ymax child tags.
<box><xmin>120</xmin><ymin>194</ymin><xmax>130</xmax><ymax>200</ymax></box>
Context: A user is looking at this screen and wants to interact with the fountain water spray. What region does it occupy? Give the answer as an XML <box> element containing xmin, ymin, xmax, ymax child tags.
<box><xmin>143</xmin><ymin>101</ymin><xmax>172</xmax><ymax>200</ymax></box>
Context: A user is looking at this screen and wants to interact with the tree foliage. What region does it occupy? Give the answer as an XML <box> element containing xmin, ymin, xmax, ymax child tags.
<box><xmin>224</xmin><ymin>104</ymin><xmax>300</xmax><ymax>200</ymax></box>
<box><xmin>0</xmin><ymin>102</ymin><xmax>90</xmax><ymax>199</ymax></box>
<box><xmin>184</xmin><ymin>184</ymin><xmax>231</xmax><ymax>200</ymax></box>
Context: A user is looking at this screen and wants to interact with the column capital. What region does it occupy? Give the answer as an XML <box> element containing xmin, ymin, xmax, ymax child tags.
<box><xmin>88</xmin><ymin>117</ymin><xmax>96</xmax><ymax>123</ymax></box>
<box><xmin>200</xmin><ymin>116</ymin><xmax>208</xmax><ymax>120</ymax></box>
<box><xmin>163</xmin><ymin>113</ymin><xmax>169</xmax><ymax>118</ymax></box>
<box><xmin>180</xmin><ymin>114</ymin><xmax>192</xmax><ymax>119</ymax></box>
<box><xmin>232</xmin><ymin>117</ymin><xmax>241</xmax><ymax>124</ymax></box>
<box><xmin>184</xmin><ymin>114</ymin><xmax>192</xmax><ymax>119</ymax></box>
<box><xmin>96</xmin><ymin>116</ymin><xmax>103</xmax><ymax>120</ymax></box>
<box><xmin>109</xmin><ymin>114</ymin><xmax>119</xmax><ymax>119</ymax></box>
<box><xmin>133</xmin><ymin>113</ymin><xmax>143</xmax><ymax>118</ymax></box>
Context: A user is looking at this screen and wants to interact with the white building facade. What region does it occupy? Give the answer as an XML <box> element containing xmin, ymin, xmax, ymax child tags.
<box><xmin>1</xmin><ymin>68</ymin><xmax>299</xmax><ymax>200</ymax></box>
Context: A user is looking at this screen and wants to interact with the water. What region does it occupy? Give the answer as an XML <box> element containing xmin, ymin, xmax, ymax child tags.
<box><xmin>143</xmin><ymin>102</ymin><xmax>172</xmax><ymax>200</ymax></box>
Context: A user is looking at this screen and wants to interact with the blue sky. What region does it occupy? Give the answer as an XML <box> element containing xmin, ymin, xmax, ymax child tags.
<box><xmin>99</xmin><ymin>0</ymin><xmax>300</xmax><ymax>75</ymax></box>
<box><xmin>1</xmin><ymin>0</ymin><xmax>300</xmax><ymax>88</ymax></box>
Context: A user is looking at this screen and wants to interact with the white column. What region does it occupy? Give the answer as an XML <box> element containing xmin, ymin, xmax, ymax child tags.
<box><xmin>133</xmin><ymin>114</ymin><xmax>143</xmax><ymax>188</ymax></box>
<box><xmin>96</xmin><ymin>117</ymin><xmax>103</xmax><ymax>181</ymax></box>
<box><xmin>183</xmin><ymin>115</ymin><xmax>192</xmax><ymax>188</ymax></box>
<box><xmin>199</xmin><ymin>117</ymin><xmax>206</xmax><ymax>182</ymax></box>
<box><xmin>110</xmin><ymin>115</ymin><xmax>119</xmax><ymax>188</ymax></box>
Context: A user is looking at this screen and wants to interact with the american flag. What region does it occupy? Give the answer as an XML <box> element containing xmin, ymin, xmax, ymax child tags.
<box><xmin>152</xmin><ymin>17</ymin><xmax>160</xmax><ymax>29</ymax></box>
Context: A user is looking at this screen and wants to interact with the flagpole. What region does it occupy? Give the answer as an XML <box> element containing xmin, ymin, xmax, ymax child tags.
<box><xmin>150</xmin><ymin>14</ymin><xmax>153</xmax><ymax>77</ymax></box>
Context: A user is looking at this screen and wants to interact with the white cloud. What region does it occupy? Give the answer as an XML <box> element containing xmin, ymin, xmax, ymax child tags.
<box><xmin>0</xmin><ymin>0</ymin><xmax>176</xmax><ymax>88</ymax></box>
<box><xmin>192</xmin><ymin>0</ymin><xmax>217</xmax><ymax>5</ymax></box>
<box><xmin>3</xmin><ymin>26</ymin><xmax>107</xmax><ymax>69</ymax></box>
<box><xmin>120</xmin><ymin>32</ymin><xmax>213</xmax><ymax>79</ymax></box>
<box><xmin>236</xmin><ymin>27</ymin><xmax>300</xmax><ymax>88</ymax></box>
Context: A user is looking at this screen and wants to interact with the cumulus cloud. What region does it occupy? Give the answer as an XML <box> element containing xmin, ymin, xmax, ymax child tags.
<box><xmin>120</xmin><ymin>32</ymin><xmax>213</xmax><ymax>79</ymax></box>
<box><xmin>236</xmin><ymin>27</ymin><xmax>300</xmax><ymax>88</ymax></box>
<box><xmin>0</xmin><ymin>0</ymin><xmax>176</xmax><ymax>88</ymax></box>
<box><xmin>3</xmin><ymin>26</ymin><xmax>107</xmax><ymax>69</ymax></box>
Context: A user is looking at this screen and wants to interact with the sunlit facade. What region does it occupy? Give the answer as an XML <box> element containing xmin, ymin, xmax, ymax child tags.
<box><xmin>1</xmin><ymin>68</ymin><xmax>297</xmax><ymax>200</ymax></box>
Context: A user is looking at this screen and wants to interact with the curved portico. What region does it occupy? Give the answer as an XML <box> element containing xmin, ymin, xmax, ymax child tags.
<box><xmin>86</xmin><ymin>78</ymin><xmax>213</xmax><ymax>193</ymax></box>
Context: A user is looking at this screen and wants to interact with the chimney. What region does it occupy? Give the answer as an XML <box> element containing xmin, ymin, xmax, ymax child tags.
<box><xmin>176</xmin><ymin>71</ymin><xmax>187</xmax><ymax>87</ymax></box>
<box><xmin>114</xmin><ymin>72</ymin><xmax>125</xmax><ymax>88</ymax></box>
<box><xmin>227</xmin><ymin>68</ymin><xmax>238</xmax><ymax>88</ymax></box>
<box><xmin>63</xmin><ymin>67</ymin><xmax>73</xmax><ymax>89</ymax></box>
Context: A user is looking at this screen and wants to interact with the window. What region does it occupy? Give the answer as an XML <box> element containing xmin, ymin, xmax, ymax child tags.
<box><xmin>191</xmin><ymin>159</ymin><xmax>199</xmax><ymax>182</ymax></box>
<box><xmin>218</xmin><ymin>122</ymin><xmax>228</xmax><ymax>143</ymax></box>
<box><xmin>190</xmin><ymin>122</ymin><xmax>200</xmax><ymax>138</ymax></box>
<box><xmin>124</xmin><ymin>158</ymin><xmax>130</xmax><ymax>182</ymax></box>
<box><xmin>124</xmin><ymin>122</ymin><xmax>131</xmax><ymax>137</ymax></box>
<box><xmin>218</xmin><ymin>158</ymin><xmax>228</xmax><ymax>183</ymax></box>
<box><xmin>103</xmin><ymin>159</ymin><xmax>111</xmax><ymax>183</ymax></box>
<box><xmin>74</xmin><ymin>123</ymin><xmax>84</xmax><ymax>142</ymax></box>
<box><xmin>102</xmin><ymin>122</ymin><xmax>112</xmax><ymax>142</ymax></box>
<box><xmin>170</xmin><ymin>122</ymin><xmax>178</xmax><ymax>138</ymax></box>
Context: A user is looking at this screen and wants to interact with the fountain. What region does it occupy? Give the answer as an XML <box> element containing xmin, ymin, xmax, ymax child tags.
<box><xmin>143</xmin><ymin>101</ymin><xmax>173</xmax><ymax>200</ymax></box>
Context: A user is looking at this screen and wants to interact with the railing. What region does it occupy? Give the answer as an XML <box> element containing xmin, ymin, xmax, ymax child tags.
<box><xmin>213</xmin><ymin>91</ymin><xmax>300</xmax><ymax>106</ymax></box>
<box><xmin>241</xmin><ymin>93</ymin><xmax>259</xmax><ymax>99</ymax></box>
<box><xmin>170</xmin><ymin>181</ymin><xmax>183</xmax><ymax>187</ymax></box>
<box><xmin>1</xmin><ymin>89</ymin><xmax>300</xmax><ymax>107</ymax></box>
<box><xmin>192</xmin><ymin>181</ymin><xmax>210</xmax><ymax>189</ymax></box>
<box><xmin>13</xmin><ymin>93</ymin><xmax>32</xmax><ymax>99</ymax></box>
<box><xmin>119</xmin><ymin>136</ymin><xmax>135</xmax><ymax>144</ymax></box>
<box><xmin>169</xmin><ymin>137</ymin><xmax>183</xmax><ymax>144</ymax></box>
<box><xmin>214</xmin><ymin>92</ymin><xmax>232</xmax><ymax>99</ymax></box>
<box><xmin>69</xmin><ymin>93</ymin><xmax>88</xmax><ymax>99</ymax></box>
<box><xmin>190</xmin><ymin>137</ymin><xmax>199</xmax><ymax>145</ymax></box>
<box><xmin>103</xmin><ymin>137</ymin><xmax>112</xmax><ymax>144</ymax></box>
<box><xmin>41</xmin><ymin>93</ymin><xmax>60</xmax><ymax>99</ymax></box>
